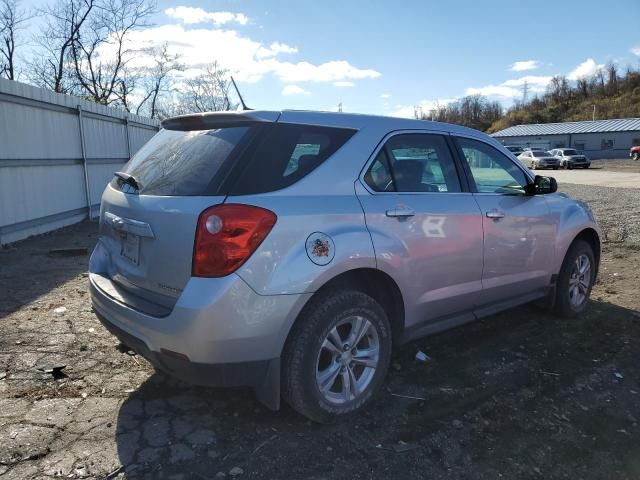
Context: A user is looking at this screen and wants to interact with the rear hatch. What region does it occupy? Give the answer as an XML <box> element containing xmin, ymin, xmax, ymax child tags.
<box><xmin>95</xmin><ymin>111</ymin><xmax>357</xmax><ymax>314</ymax></box>
<box><xmin>97</xmin><ymin>114</ymin><xmax>276</xmax><ymax>311</ymax></box>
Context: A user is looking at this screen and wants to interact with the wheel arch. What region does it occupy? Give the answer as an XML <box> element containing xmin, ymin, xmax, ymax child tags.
<box><xmin>282</xmin><ymin>268</ymin><xmax>405</xmax><ymax>353</ymax></box>
<box><xmin>572</xmin><ymin>228</ymin><xmax>601</xmax><ymax>277</ymax></box>
<box><xmin>558</xmin><ymin>227</ymin><xmax>601</xmax><ymax>280</ymax></box>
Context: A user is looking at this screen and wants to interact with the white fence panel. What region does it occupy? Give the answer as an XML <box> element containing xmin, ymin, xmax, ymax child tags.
<box><xmin>0</xmin><ymin>78</ymin><xmax>160</xmax><ymax>245</ymax></box>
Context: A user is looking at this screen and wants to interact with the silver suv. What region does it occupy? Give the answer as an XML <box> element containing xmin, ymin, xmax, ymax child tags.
<box><xmin>90</xmin><ymin>110</ymin><xmax>600</xmax><ymax>422</ymax></box>
<box><xmin>549</xmin><ymin>148</ymin><xmax>590</xmax><ymax>169</ymax></box>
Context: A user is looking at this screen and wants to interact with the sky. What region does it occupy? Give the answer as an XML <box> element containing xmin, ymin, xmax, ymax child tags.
<box><xmin>19</xmin><ymin>0</ymin><xmax>640</xmax><ymax>117</ymax></box>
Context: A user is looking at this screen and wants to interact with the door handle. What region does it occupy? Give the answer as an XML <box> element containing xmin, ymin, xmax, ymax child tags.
<box><xmin>386</xmin><ymin>208</ymin><xmax>415</xmax><ymax>218</ymax></box>
<box><xmin>486</xmin><ymin>210</ymin><xmax>505</xmax><ymax>219</ymax></box>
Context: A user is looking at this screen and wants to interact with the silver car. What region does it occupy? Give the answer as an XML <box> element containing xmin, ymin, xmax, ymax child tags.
<box><xmin>518</xmin><ymin>150</ymin><xmax>560</xmax><ymax>170</ymax></box>
<box><xmin>549</xmin><ymin>148</ymin><xmax>590</xmax><ymax>169</ymax></box>
<box><xmin>90</xmin><ymin>110</ymin><xmax>600</xmax><ymax>422</ymax></box>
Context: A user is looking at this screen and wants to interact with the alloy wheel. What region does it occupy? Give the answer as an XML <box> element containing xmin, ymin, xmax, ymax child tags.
<box><xmin>315</xmin><ymin>315</ymin><xmax>380</xmax><ymax>405</ymax></box>
<box><xmin>568</xmin><ymin>254</ymin><xmax>591</xmax><ymax>307</ymax></box>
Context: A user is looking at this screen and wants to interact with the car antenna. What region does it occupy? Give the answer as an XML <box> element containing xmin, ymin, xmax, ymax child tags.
<box><xmin>230</xmin><ymin>76</ymin><xmax>251</xmax><ymax>111</ymax></box>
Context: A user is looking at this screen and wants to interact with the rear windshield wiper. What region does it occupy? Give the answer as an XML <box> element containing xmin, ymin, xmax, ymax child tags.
<box><xmin>114</xmin><ymin>171</ymin><xmax>142</xmax><ymax>191</ymax></box>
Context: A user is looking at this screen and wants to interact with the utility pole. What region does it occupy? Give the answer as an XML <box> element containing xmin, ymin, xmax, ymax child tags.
<box><xmin>522</xmin><ymin>80</ymin><xmax>529</xmax><ymax>104</ymax></box>
<box><xmin>337</xmin><ymin>102</ymin><xmax>343</xmax><ymax>113</ymax></box>
<box><xmin>592</xmin><ymin>104</ymin><xmax>596</xmax><ymax>121</ymax></box>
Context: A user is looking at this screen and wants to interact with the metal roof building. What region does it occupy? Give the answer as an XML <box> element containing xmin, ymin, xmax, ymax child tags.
<box><xmin>491</xmin><ymin>118</ymin><xmax>640</xmax><ymax>159</ymax></box>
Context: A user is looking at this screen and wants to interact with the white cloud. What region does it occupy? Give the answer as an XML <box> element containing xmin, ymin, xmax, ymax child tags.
<box><xmin>630</xmin><ymin>46</ymin><xmax>640</xmax><ymax>56</ymax></box>
<box><xmin>465</xmin><ymin>75</ymin><xmax>553</xmax><ymax>98</ymax></box>
<box><xmin>390</xmin><ymin>98</ymin><xmax>457</xmax><ymax>118</ymax></box>
<box><xmin>271</xmin><ymin>60</ymin><xmax>379</xmax><ymax>83</ymax></box>
<box><xmin>567</xmin><ymin>58</ymin><xmax>604</xmax><ymax>80</ymax></box>
<box><xmin>333</xmin><ymin>81</ymin><xmax>355</xmax><ymax>87</ymax></box>
<box><xmin>380</xmin><ymin>93</ymin><xmax>391</xmax><ymax>99</ymax></box>
<box><xmin>165</xmin><ymin>6</ymin><xmax>249</xmax><ymax>25</ymax></box>
<box><xmin>509</xmin><ymin>60</ymin><xmax>540</xmax><ymax>72</ymax></box>
<box><xmin>282</xmin><ymin>85</ymin><xmax>310</xmax><ymax>96</ymax></box>
<box><xmin>113</xmin><ymin>24</ymin><xmax>380</xmax><ymax>84</ymax></box>
<box><xmin>256</xmin><ymin>42</ymin><xmax>298</xmax><ymax>59</ymax></box>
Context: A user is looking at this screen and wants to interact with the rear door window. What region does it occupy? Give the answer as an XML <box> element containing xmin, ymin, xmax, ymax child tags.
<box><xmin>366</xmin><ymin>134</ymin><xmax>462</xmax><ymax>193</ymax></box>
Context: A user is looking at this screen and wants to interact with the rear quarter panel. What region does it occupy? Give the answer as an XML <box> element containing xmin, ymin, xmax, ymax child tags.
<box><xmin>232</xmin><ymin>194</ymin><xmax>376</xmax><ymax>295</ymax></box>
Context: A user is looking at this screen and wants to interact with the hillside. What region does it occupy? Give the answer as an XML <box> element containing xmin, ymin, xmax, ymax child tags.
<box><xmin>487</xmin><ymin>65</ymin><xmax>640</xmax><ymax>133</ymax></box>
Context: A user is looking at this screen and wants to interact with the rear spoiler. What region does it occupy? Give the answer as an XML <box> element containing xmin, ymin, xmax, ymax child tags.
<box><xmin>161</xmin><ymin>111</ymin><xmax>281</xmax><ymax>131</ymax></box>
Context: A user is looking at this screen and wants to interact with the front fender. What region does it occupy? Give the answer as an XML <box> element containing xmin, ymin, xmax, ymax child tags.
<box><xmin>546</xmin><ymin>193</ymin><xmax>601</xmax><ymax>275</ymax></box>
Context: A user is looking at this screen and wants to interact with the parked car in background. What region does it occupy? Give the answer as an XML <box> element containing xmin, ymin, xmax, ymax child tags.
<box><xmin>505</xmin><ymin>145</ymin><xmax>524</xmax><ymax>155</ymax></box>
<box><xmin>518</xmin><ymin>150</ymin><xmax>560</xmax><ymax>170</ymax></box>
<box><xmin>549</xmin><ymin>148</ymin><xmax>590</xmax><ymax>169</ymax></box>
<box><xmin>631</xmin><ymin>145</ymin><xmax>640</xmax><ymax>161</ymax></box>
<box><xmin>90</xmin><ymin>110</ymin><xmax>600</xmax><ymax>422</ymax></box>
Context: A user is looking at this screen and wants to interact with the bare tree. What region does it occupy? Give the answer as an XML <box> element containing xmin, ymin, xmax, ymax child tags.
<box><xmin>135</xmin><ymin>42</ymin><xmax>182</xmax><ymax>118</ymax></box>
<box><xmin>0</xmin><ymin>0</ymin><xmax>29</xmax><ymax>80</ymax></box>
<box><xmin>71</xmin><ymin>0</ymin><xmax>155</xmax><ymax>105</ymax></box>
<box><xmin>28</xmin><ymin>0</ymin><xmax>97</xmax><ymax>93</ymax></box>
<box><xmin>178</xmin><ymin>62</ymin><xmax>237</xmax><ymax>113</ymax></box>
<box><xmin>576</xmin><ymin>78</ymin><xmax>589</xmax><ymax>98</ymax></box>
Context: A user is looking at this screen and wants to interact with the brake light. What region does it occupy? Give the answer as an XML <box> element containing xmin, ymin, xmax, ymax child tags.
<box><xmin>192</xmin><ymin>204</ymin><xmax>277</xmax><ymax>277</ymax></box>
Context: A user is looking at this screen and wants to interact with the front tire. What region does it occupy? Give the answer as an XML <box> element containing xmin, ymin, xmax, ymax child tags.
<box><xmin>633</xmin><ymin>152</ymin><xmax>639</xmax><ymax>161</ymax></box>
<box><xmin>282</xmin><ymin>290</ymin><xmax>392</xmax><ymax>423</ymax></box>
<box><xmin>555</xmin><ymin>240</ymin><xmax>596</xmax><ymax>317</ymax></box>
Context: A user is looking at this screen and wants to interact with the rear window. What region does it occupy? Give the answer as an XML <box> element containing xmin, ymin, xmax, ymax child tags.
<box><xmin>112</xmin><ymin>127</ymin><xmax>250</xmax><ymax>196</ymax></box>
<box><xmin>228</xmin><ymin>123</ymin><xmax>356</xmax><ymax>195</ymax></box>
<box><xmin>111</xmin><ymin>123</ymin><xmax>355</xmax><ymax>196</ymax></box>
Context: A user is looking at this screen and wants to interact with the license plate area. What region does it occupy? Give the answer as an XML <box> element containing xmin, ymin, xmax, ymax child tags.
<box><xmin>120</xmin><ymin>233</ymin><xmax>140</xmax><ymax>265</ymax></box>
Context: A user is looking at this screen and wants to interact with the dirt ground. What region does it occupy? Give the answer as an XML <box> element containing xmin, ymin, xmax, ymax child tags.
<box><xmin>1</xmin><ymin>178</ymin><xmax>639</xmax><ymax>479</ymax></box>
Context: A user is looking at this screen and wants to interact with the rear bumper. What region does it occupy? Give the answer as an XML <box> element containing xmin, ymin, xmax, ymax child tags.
<box><xmin>89</xmin><ymin>240</ymin><xmax>311</xmax><ymax>369</ymax></box>
<box><xmin>94</xmin><ymin>308</ymin><xmax>275</xmax><ymax>388</ymax></box>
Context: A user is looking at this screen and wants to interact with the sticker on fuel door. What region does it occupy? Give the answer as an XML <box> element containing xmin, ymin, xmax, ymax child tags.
<box><xmin>306</xmin><ymin>232</ymin><xmax>335</xmax><ymax>266</ymax></box>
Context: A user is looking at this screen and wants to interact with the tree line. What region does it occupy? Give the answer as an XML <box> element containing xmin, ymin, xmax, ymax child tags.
<box><xmin>0</xmin><ymin>0</ymin><xmax>237</xmax><ymax>119</ymax></box>
<box><xmin>487</xmin><ymin>64</ymin><xmax>640</xmax><ymax>132</ymax></box>
<box><xmin>414</xmin><ymin>95</ymin><xmax>504</xmax><ymax>132</ymax></box>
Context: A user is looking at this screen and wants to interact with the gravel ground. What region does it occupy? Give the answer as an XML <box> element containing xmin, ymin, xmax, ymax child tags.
<box><xmin>0</xmin><ymin>182</ymin><xmax>639</xmax><ymax>479</ymax></box>
<box><xmin>558</xmin><ymin>183</ymin><xmax>640</xmax><ymax>243</ymax></box>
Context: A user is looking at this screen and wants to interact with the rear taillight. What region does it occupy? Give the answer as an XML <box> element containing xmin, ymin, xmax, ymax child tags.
<box><xmin>192</xmin><ymin>204</ymin><xmax>277</xmax><ymax>277</ymax></box>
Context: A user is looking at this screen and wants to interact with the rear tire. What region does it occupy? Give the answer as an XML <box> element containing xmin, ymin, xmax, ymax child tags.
<box><xmin>633</xmin><ymin>152</ymin><xmax>639</xmax><ymax>161</ymax></box>
<box><xmin>554</xmin><ymin>240</ymin><xmax>595</xmax><ymax>317</ymax></box>
<box><xmin>282</xmin><ymin>290</ymin><xmax>392</xmax><ymax>423</ymax></box>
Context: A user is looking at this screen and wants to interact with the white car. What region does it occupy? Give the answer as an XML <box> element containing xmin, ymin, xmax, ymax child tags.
<box><xmin>518</xmin><ymin>150</ymin><xmax>560</xmax><ymax>170</ymax></box>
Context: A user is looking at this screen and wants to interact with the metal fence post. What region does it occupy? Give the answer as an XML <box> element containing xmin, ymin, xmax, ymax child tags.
<box><xmin>77</xmin><ymin>104</ymin><xmax>94</xmax><ymax>220</ymax></box>
<box><xmin>125</xmin><ymin>116</ymin><xmax>132</xmax><ymax>159</ymax></box>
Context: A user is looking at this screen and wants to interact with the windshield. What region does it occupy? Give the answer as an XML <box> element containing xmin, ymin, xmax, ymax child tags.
<box><xmin>531</xmin><ymin>151</ymin><xmax>550</xmax><ymax>157</ymax></box>
<box><xmin>563</xmin><ymin>149</ymin><xmax>578</xmax><ymax>155</ymax></box>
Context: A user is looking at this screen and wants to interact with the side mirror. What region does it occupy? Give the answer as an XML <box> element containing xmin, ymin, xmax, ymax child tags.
<box><xmin>526</xmin><ymin>175</ymin><xmax>557</xmax><ymax>195</ymax></box>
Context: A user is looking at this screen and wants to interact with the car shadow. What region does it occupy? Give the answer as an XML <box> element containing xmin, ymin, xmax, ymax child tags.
<box><xmin>115</xmin><ymin>299</ymin><xmax>640</xmax><ymax>479</ymax></box>
<box><xmin>0</xmin><ymin>221</ymin><xmax>98</xmax><ymax>317</ymax></box>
